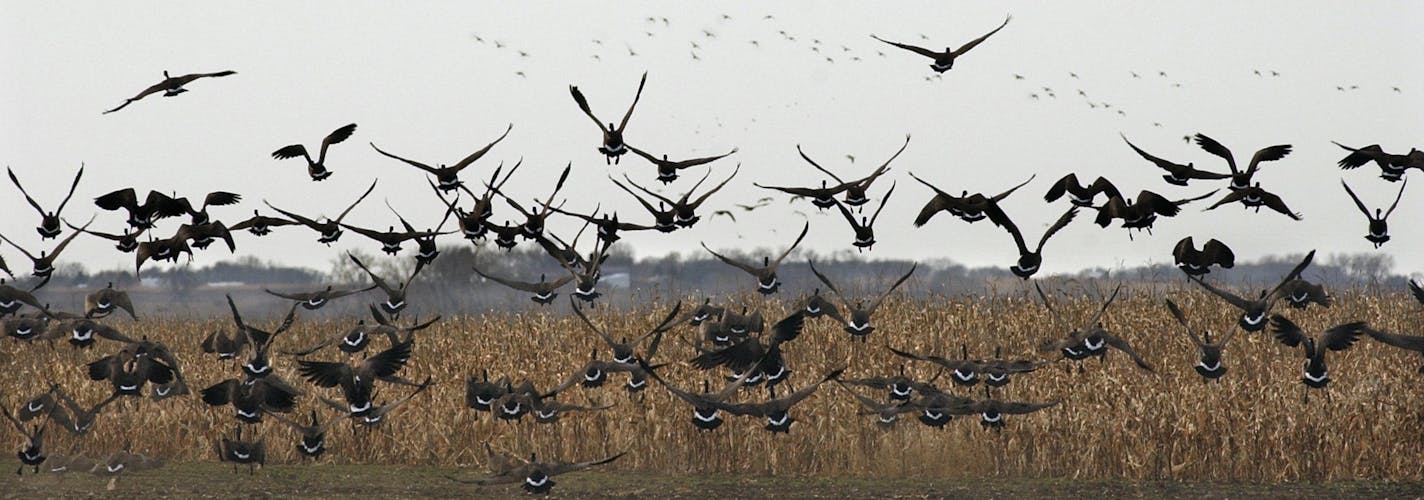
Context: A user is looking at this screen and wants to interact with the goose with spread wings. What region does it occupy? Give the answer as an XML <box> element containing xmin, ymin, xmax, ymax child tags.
<box><xmin>910</xmin><ymin>172</ymin><xmax>1034</xmax><ymax>226</ymax></box>
<box><xmin>797</xmin><ymin>134</ymin><xmax>908</xmax><ymax>207</ymax></box>
<box><xmin>871</xmin><ymin>15</ymin><xmax>1011</xmax><ymax>73</ymax></box>
<box><xmin>1341</xmin><ymin>178</ymin><xmax>1406</xmax><ymax>248</ymax></box>
<box><xmin>1165</xmin><ymin>298</ymin><xmax>1236</xmax><ymax>380</ymax></box>
<box><xmin>570</xmin><ymin>71</ymin><xmax>648</xmax><ymax>164</ymax></box>
<box><xmin>272</xmin><ymin>123</ymin><xmax>358</xmax><ymax>182</ymax></box>
<box><xmin>628</xmin><ymin>145</ymin><xmax>738</xmax><ymax>184</ymax></box>
<box><xmin>987</xmin><ymin>206</ymin><xmax>1077</xmax><ymax>279</ymax></box>
<box><xmin>1188</xmin><ymin>250</ymin><xmax>1315</xmax><ymax>332</ymax></box>
<box><xmin>265</xmin><ymin>179</ymin><xmax>377</xmax><ymax>244</ymax></box>
<box><xmin>832</xmin><ymin>182</ymin><xmax>895</xmax><ymax>250</ymax></box>
<box><xmin>1043</xmin><ymin>173</ymin><xmax>1121</xmax><ymax>207</ymax></box>
<box><xmin>1121</xmin><ymin>133</ymin><xmax>1228</xmax><ymax>186</ymax></box>
<box><xmin>701</xmin><ymin>222</ymin><xmax>808</xmax><ymax>294</ymax></box>
<box><xmin>1193</xmin><ymin>133</ymin><xmax>1292</xmax><ymax>190</ymax></box>
<box><xmin>369</xmin><ymin>123</ymin><xmax>512</xmax><ymax>191</ymax></box>
<box><xmin>7</xmin><ymin>165</ymin><xmax>83</xmax><ymax>239</ymax></box>
<box><xmin>102</xmin><ymin>70</ymin><xmax>236</xmax><ymax>114</ymax></box>
<box><xmin>808</xmin><ymin>259</ymin><xmax>917</xmax><ymax>338</ymax></box>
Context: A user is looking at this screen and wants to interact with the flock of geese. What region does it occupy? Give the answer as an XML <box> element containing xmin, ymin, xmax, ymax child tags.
<box><xmin>4</xmin><ymin>12</ymin><xmax>1424</xmax><ymax>495</ymax></box>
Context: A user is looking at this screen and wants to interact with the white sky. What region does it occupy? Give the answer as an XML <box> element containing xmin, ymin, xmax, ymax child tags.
<box><xmin>2</xmin><ymin>1</ymin><xmax>1421</xmax><ymax>277</ymax></box>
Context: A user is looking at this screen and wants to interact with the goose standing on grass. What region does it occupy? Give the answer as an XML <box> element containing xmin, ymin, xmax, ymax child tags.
<box><xmin>1043</xmin><ymin>173</ymin><xmax>1121</xmax><ymax>207</ymax></box>
<box><xmin>833</xmin><ymin>182</ymin><xmax>895</xmax><ymax>250</ymax></box>
<box><xmin>871</xmin><ymin>15</ymin><xmax>1011</xmax><ymax>73</ymax></box>
<box><xmin>808</xmin><ymin>259</ymin><xmax>917</xmax><ymax>338</ymax></box>
<box><xmin>988</xmin><ymin>206</ymin><xmax>1077</xmax><ymax>279</ymax></box>
<box><xmin>701</xmin><ymin>222</ymin><xmax>809</xmax><ymax>294</ymax></box>
<box><xmin>797</xmin><ymin>134</ymin><xmax>908</xmax><ymax>207</ymax></box>
<box><xmin>909</xmin><ymin>172</ymin><xmax>1034</xmax><ymax>225</ymax></box>
<box><xmin>570</xmin><ymin>71</ymin><xmax>648</xmax><ymax>164</ymax></box>
<box><xmin>1172</xmin><ymin>237</ymin><xmax>1234</xmax><ymax>276</ymax></box>
<box><xmin>1333</xmin><ymin>141</ymin><xmax>1415</xmax><ymax>182</ymax></box>
<box><xmin>1192</xmin><ymin>133</ymin><xmax>1292</xmax><ymax>190</ymax></box>
<box><xmin>370</xmin><ymin>124</ymin><xmax>513</xmax><ymax>191</ymax></box>
<box><xmin>627</xmin><ymin>145</ymin><xmax>738</xmax><ymax>184</ymax></box>
<box><xmin>102</xmin><ymin>70</ymin><xmax>236</xmax><ymax>114</ymax></box>
<box><xmin>271</xmin><ymin>123</ymin><xmax>358</xmax><ymax>182</ymax></box>
<box><xmin>1165</xmin><ymin>299</ymin><xmax>1235</xmax><ymax>381</ymax></box>
<box><xmin>1270</xmin><ymin>315</ymin><xmax>1365</xmax><ymax>400</ymax></box>
<box><xmin>7</xmin><ymin>164</ymin><xmax>83</xmax><ymax>239</ymax></box>
<box><xmin>1341</xmin><ymin>178</ymin><xmax>1406</xmax><ymax>248</ymax></box>
<box><xmin>1188</xmin><ymin>250</ymin><xmax>1315</xmax><ymax>332</ymax></box>
<box><xmin>266</xmin><ymin>179</ymin><xmax>377</xmax><ymax>245</ymax></box>
<box><xmin>1120</xmin><ymin>133</ymin><xmax>1228</xmax><ymax>186</ymax></box>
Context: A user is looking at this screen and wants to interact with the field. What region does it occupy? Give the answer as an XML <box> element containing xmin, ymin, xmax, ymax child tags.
<box><xmin>5</xmin><ymin>286</ymin><xmax>1424</xmax><ymax>495</ymax></box>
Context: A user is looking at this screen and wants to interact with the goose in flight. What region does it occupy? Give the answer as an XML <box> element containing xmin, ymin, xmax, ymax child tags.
<box><xmin>871</xmin><ymin>15</ymin><xmax>1011</xmax><ymax>73</ymax></box>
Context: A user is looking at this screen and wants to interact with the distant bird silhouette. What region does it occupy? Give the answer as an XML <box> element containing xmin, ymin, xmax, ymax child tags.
<box><xmin>103</xmin><ymin>70</ymin><xmax>236</xmax><ymax>114</ymax></box>
<box><xmin>871</xmin><ymin>15</ymin><xmax>1011</xmax><ymax>73</ymax></box>
<box><xmin>1341</xmin><ymin>178</ymin><xmax>1406</xmax><ymax>248</ymax></box>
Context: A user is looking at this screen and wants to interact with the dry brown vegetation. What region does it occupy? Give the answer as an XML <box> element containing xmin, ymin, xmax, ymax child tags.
<box><xmin>4</xmin><ymin>286</ymin><xmax>1424</xmax><ymax>483</ymax></box>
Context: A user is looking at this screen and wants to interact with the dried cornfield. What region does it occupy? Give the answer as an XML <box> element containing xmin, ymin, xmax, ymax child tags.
<box><xmin>5</xmin><ymin>286</ymin><xmax>1423</xmax><ymax>482</ymax></box>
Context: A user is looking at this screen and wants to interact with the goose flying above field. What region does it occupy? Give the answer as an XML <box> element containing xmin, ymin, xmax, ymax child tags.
<box><xmin>201</xmin><ymin>375</ymin><xmax>301</xmax><ymax>425</ymax></box>
<box><xmin>1165</xmin><ymin>299</ymin><xmax>1236</xmax><ymax>380</ymax></box>
<box><xmin>1193</xmin><ymin>133</ymin><xmax>1292</xmax><ymax>190</ymax></box>
<box><xmin>2</xmin><ymin>405</ymin><xmax>46</xmax><ymax>474</ymax></box>
<box><xmin>348</xmin><ymin>253</ymin><xmax>424</xmax><ymax>316</ymax></box>
<box><xmin>621</xmin><ymin>166</ymin><xmax>738</xmax><ymax>228</ymax></box>
<box><xmin>1</xmin><ymin>218</ymin><xmax>91</xmax><ymax>287</ymax></box>
<box><xmin>484</xmin><ymin>162</ymin><xmax>571</xmax><ymax>239</ymax></box>
<box><xmin>548</xmin><ymin>205</ymin><xmax>654</xmax><ymax>244</ymax></box>
<box><xmin>571</xmin><ymin>300</ymin><xmax>679</xmax><ymax>366</ymax></box>
<box><xmin>66</xmin><ymin>222</ymin><xmax>144</xmax><ymax>254</ymax></box>
<box><xmin>266</xmin><ymin>179</ymin><xmax>377</xmax><ymax>245</ymax></box>
<box><xmin>627</xmin><ymin>145</ymin><xmax>738</xmax><ymax>184</ymax></box>
<box><xmin>1188</xmin><ymin>250</ymin><xmax>1315</xmax><ymax>332</ymax></box>
<box><xmin>215</xmin><ymin>427</ymin><xmax>265</xmax><ymax>474</ymax></box>
<box><xmin>838</xmin><ymin>365</ymin><xmax>943</xmax><ymax>402</ymax></box>
<box><xmin>473</xmin><ymin>264</ymin><xmax>573</xmax><ymax>305</ymax></box>
<box><xmin>272</xmin><ymin>123</ymin><xmax>358</xmax><ymax>182</ymax></box>
<box><xmin>1204</xmin><ymin>183</ymin><xmax>1302</xmax><ymax>220</ymax></box>
<box><xmin>1043</xmin><ymin>173</ymin><xmax>1121</xmax><ymax>207</ymax></box>
<box><xmin>701</xmin><ymin>222</ymin><xmax>808</xmax><ymax>294</ymax></box>
<box><xmin>1341</xmin><ymin>178</ymin><xmax>1406</xmax><ymax>248</ymax></box>
<box><xmin>797</xmin><ymin>134</ymin><xmax>908</xmax><ymax>207</ymax></box>
<box><xmin>1272</xmin><ymin>278</ymin><xmax>1331</xmax><ymax>310</ymax></box>
<box><xmin>808</xmin><ymin>259</ymin><xmax>916</xmax><ymax>338</ymax></box>
<box><xmin>297</xmin><ymin>338</ymin><xmax>417</xmax><ymax>417</ymax></box>
<box><xmin>871</xmin><ymin>15</ymin><xmax>1011</xmax><ymax>73</ymax></box>
<box><xmin>1094</xmin><ymin>189</ymin><xmax>1215</xmax><ymax>235</ymax></box>
<box><xmin>93</xmin><ymin>188</ymin><xmax>184</xmax><ymax>230</ymax></box>
<box><xmin>1333</xmin><ymin>141</ymin><xmax>1418</xmax><ymax>182</ymax></box>
<box><xmin>102</xmin><ymin>70</ymin><xmax>236</xmax><ymax>114</ymax></box>
<box><xmin>644</xmin><ymin>364</ymin><xmax>754</xmax><ymax>431</ymax></box>
<box><xmin>447</xmin><ymin>446</ymin><xmax>626</xmax><ymax>494</ymax></box>
<box><xmin>1121</xmin><ymin>133</ymin><xmax>1228</xmax><ymax>186</ymax></box>
<box><xmin>570</xmin><ymin>71</ymin><xmax>648</xmax><ymax>164</ymax></box>
<box><xmin>705</xmin><ymin>368</ymin><xmax>843</xmax><ymax>433</ymax></box>
<box><xmin>690</xmin><ymin>311</ymin><xmax>806</xmax><ymax>388</ymax></box>
<box><xmin>1172</xmin><ymin>237</ymin><xmax>1235</xmax><ymax>276</ymax></box>
<box><xmin>833</xmin><ymin>182</ymin><xmax>895</xmax><ymax>250</ymax></box>
<box><xmin>609</xmin><ymin>177</ymin><xmax>679</xmax><ymax>232</ymax></box>
<box><xmin>228</xmin><ymin>210</ymin><xmax>297</xmax><ymax>237</ymax></box>
<box><xmin>909</xmin><ymin>172</ymin><xmax>1034</xmax><ymax>226</ymax></box>
<box><xmin>7</xmin><ymin>165</ymin><xmax>83</xmax><ymax>239</ymax></box>
<box><xmin>1036</xmin><ymin>283</ymin><xmax>1151</xmax><ymax>372</ymax></box>
<box><xmin>266</xmin><ymin>410</ymin><xmax>337</xmax><ymax>459</ymax></box>
<box><xmin>370</xmin><ymin>123</ymin><xmax>512</xmax><ymax>191</ymax></box>
<box><xmin>83</xmin><ymin>283</ymin><xmax>136</xmax><ymax>320</ymax></box>
<box><xmin>988</xmin><ymin>206</ymin><xmax>1077</xmax><ymax>279</ymax></box>
<box><xmin>264</xmin><ymin>284</ymin><xmax>375</xmax><ymax>311</ymax></box>
<box><xmin>1270</xmin><ymin>315</ymin><xmax>1365</xmax><ymax>398</ymax></box>
<box><xmin>166</xmin><ymin>191</ymin><xmax>242</xmax><ymax>225</ymax></box>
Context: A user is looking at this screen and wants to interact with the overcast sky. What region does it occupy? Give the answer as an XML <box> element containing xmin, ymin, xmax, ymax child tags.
<box><xmin>2</xmin><ymin>1</ymin><xmax>1420</xmax><ymax>278</ymax></box>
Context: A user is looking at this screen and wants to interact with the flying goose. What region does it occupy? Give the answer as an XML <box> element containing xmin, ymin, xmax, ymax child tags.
<box><xmin>836</xmin><ymin>381</ymin><xmax>917</xmax><ymax>428</ymax></box>
<box><xmin>1120</xmin><ymin>133</ymin><xmax>1228</xmax><ymax>186</ymax></box>
<box><xmin>272</xmin><ymin>123</ymin><xmax>358</xmax><ymax>181</ymax></box>
<box><xmin>1094</xmin><ymin>189</ymin><xmax>1216</xmax><ymax>234</ymax></box>
<box><xmin>549</xmin><ymin>205</ymin><xmax>654</xmax><ymax>244</ymax></box>
<box><xmin>484</xmin><ymin>162</ymin><xmax>571</xmax><ymax>239</ymax></box>
<box><xmin>989</xmin><ymin>206</ymin><xmax>1077</xmax><ymax>279</ymax></box>
<box><xmin>474</xmin><ymin>265</ymin><xmax>573</xmax><ymax>306</ymax></box>
<box><xmin>1188</xmin><ymin>250</ymin><xmax>1315</xmax><ymax>332</ymax></box>
<box><xmin>796</xmin><ymin>288</ymin><xmax>840</xmax><ymax>320</ymax></box>
<box><xmin>610</xmin><ymin>176</ymin><xmax>681</xmax><ymax>232</ymax></box>
<box><xmin>1172</xmin><ymin>237</ymin><xmax>1235</xmax><ymax>276</ymax></box>
<box><xmin>838</xmin><ymin>365</ymin><xmax>942</xmax><ymax>402</ymax></box>
<box><xmin>349</xmin><ymin>253</ymin><xmax>424</xmax><ymax>316</ymax></box>
<box><xmin>267</xmin><ymin>410</ymin><xmax>337</xmax><ymax>459</ymax></box>
<box><xmin>690</xmin><ymin>311</ymin><xmax>806</xmax><ymax>388</ymax></box>
<box><xmin>44</xmin><ymin>389</ymin><xmax>119</xmax><ymax>435</ymax></box>
<box><xmin>166</xmin><ymin>191</ymin><xmax>242</xmax><ymax>225</ymax></box>
<box><xmin>66</xmin><ymin>222</ymin><xmax>145</xmax><ymax>253</ymax></box>
<box><xmin>978</xmin><ymin>346</ymin><xmax>1048</xmax><ymax>389</ymax></box>
<box><xmin>1193</xmin><ymin>133</ymin><xmax>1292</xmax><ymax>190</ymax></box>
<box><xmin>77</xmin><ymin>283</ymin><xmax>134</xmax><ymax>320</ymax></box>
<box><xmin>1036</xmin><ymin>283</ymin><xmax>1152</xmax><ymax>371</ymax></box>
<box><xmin>102</xmin><ymin>70</ymin><xmax>236</xmax><ymax>114</ymax></box>
<box><xmin>1165</xmin><ymin>299</ymin><xmax>1236</xmax><ymax>380</ymax></box>
<box><xmin>265</xmin><ymin>179</ymin><xmax>377</xmax><ymax>244</ymax></box>
<box><xmin>86</xmin><ymin>345</ymin><xmax>176</xmax><ymax>398</ymax></box>
<box><xmin>680</xmin><ymin>299</ymin><xmax>726</xmax><ymax>327</ymax></box>
<box><xmin>465</xmin><ymin>370</ymin><xmax>512</xmax><ymax>413</ymax></box>
<box><xmin>797</xmin><ymin>134</ymin><xmax>908</xmax><ymax>207</ymax></box>
<box><xmin>1043</xmin><ymin>173</ymin><xmax>1122</xmax><ymax>207</ymax></box>
<box><xmin>754</xmin><ymin>171</ymin><xmax>890</xmax><ymax>211</ymax></box>
<box><xmin>832</xmin><ymin>182</ymin><xmax>896</xmax><ymax>250</ymax></box>
<box><xmin>628</xmin><ymin>145</ymin><xmax>738</xmax><ymax>184</ymax></box>
<box><xmin>448</xmin><ymin>447</ymin><xmax>626</xmax><ymax>494</ymax></box>
<box><xmin>265</xmin><ymin>284</ymin><xmax>376</xmax><ymax>311</ymax></box>
<box><xmin>643</xmin><ymin>363</ymin><xmax>753</xmax><ymax>431</ymax></box>
<box><xmin>39</xmin><ymin>318</ymin><xmax>135</xmax><ymax>349</ymax></box>
<box><xmin>7</xmin><ymin>164</ymin><xmax>83</xmax><ymax>239</ymax></box>
<box><xmin>370</xmin><ymin>124</ymin><xmax>513</xmax><ymax>191</ymax></box>
<box><xmin>888</xmin><ymin>344</ymin><xmax>988</xmax><ymax>387</ymax></box>
<box><xmin>93</xmin><ymin>188</ymin><xmax>184</xmax><ymax>230</ymax></box>
<box><xmin>1359</xmin><ymin>326</ymin><xmax>1424</xmax><ymax>373</ymax></box>
<box><xmin>1272</xmin><ymin>279</ymin><xmax>1331</xmax><ymax>310</ymax></box>
<box><xmin>701</xmin><ymin>222</ymin><xmax>809</xmax><ymax>294</ymax></box>
<box><xmin>0</xmin><ymin>216</ymin><xmax>93</xmax><ymax>287</ymax></box>
<box><xmin>2</xmin><ymin>315</ymin><xmax>49</xmax><ymax>341</ymax></box>
<box><xmin>2</xmin><ymin>405</ymin><xmax>46</xmax><ymax>474</ymax></box>
<box><xmin>557</xmin><ymin>241</ymin><xmax>612</xmax><ymax>303</ymax></box>
<box><xmin>1204</xmin><ymin>183</ymin><xmax>1302</xmax><ymax>220</ymax></box>
<box><xmin>228</xmin><ymin>210</ymin><xmax>297</xmax><ymax>237</ymax></box>
<box><xmin>705</xmin><ymin>367</ymin><xmax>843</xmax><ymax>433</ymax></box>
<box><xmin>571</xmin><ymin>300</ymin><xmax>680</xmax><ymax>365</ymax></box>
<box><xmin>1270</xmin><ymin>315</ymin><xmax>1365</xmax><ymax>398</ymax></box>
<box><xmin>909</xmin><ymin>172</ymin><xmax>1034</xmax><ymax>225</ymax></box>
<box><xmin>297</xmin><ymin>338</ymin><xmax>418</xmax><ymax>417</ymax></box>
<box><xmin>621</xmin><ymin>165</ymin><xmax>740</xmax><ymax>228</ymax></box>
<box><xmin>0</xmin><ymin>281</ymin><xmax>42</xmax><ymax>316</ymax></box>
<box><xmin>1333</xmin><ymin>141</ymin><xmax>1415</xmax><ymax>182</ymax></box>
<box><xmin>316</xmin><ymin>376</ymin><xmax>432</xmax><ymax>427</ymax></box>
<box><xmin>954</xmin><ymin>388</ymin><xmax>1061</xmax><ymax>430</ymax></box>
<box><xmin>281</xmin><ymin>306</ymin><xmax>438</xmax><ymax>357</ymax></box>
<box><xmin>215</xmin><ymin>427</ymin><xmax>265</xmax><ymax>474</ymax></box>
<box><xmin>1341</xmin><ymin>178</ymin><xmax>1406</xmax><ymax>248</ymax></box>
<box><xmin>16</xmin><ymin>384</ymin><xmax>60</xmax><ymax>422</ymax></box>
<box><xmin>570</xmin><ymin>71</ymin><xmax>648</xmax><ymax>164</ymax></box>
<box><xmin>200</xmin><ymin>375</ymin><xmax>302</xmax><ymax>425</ymax></box>
<box><xmin>340</xmin><ymin>218</ymin><xmax>451</xmax><ymax>256</ymax></box>
<box><xmin>225</xmin><ymin>294</ymin><xmax>299</xmax><ymax>351</ymax></box>
<box><xmin>871</xmin><ymin>15</ymin><xmax>1011</xmax><ymax>73</ymax></box>
<box><xmin>428</xmin><ymin>161</ymin><xmax>521</xmax><ymax>241</ymax></box>
<box><xmin>808</xmin><ymin>259</ymin><xmax>917</xmax><ymax>338</ymax></box>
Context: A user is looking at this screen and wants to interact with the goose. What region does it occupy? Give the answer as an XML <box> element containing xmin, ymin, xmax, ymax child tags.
<box><xmin>215</xmin><ymin>427</ymin><xmax>265</xmax><ymax>474</ymax></box>
<box><xmin>1043</xmin><ymin>173</ymin><xmax>1122</xmax><ymax>207</ymax></box>
<box><xmin>44</xmin><ymin>389</ymin><xmax>119</xmax><ymax>435</ymax></box>
<box><xmin>166</xmin><ymin>191</ymin><xmax>242</xmax><ymax>225</ymax></box>
<box><xmin>65</xmin><ymin>222</ymin><xmax>145</xmax><ymax>253</ymax></box>
<box><xmin>548</xmin><ymin>206</ymin><xmax>654</xmax><ymax>244</ymax></box>
<box><xmin>86</xmin><ymin>346</ymin><xmax>176</xmax><ymax>398</ymax></box>
<box><xmin>701</xmin><ymin>222</ymin><xmax>809</xmax><ymax>294</ymax></box>
<box><xmin>39</xmin><ymin>318</ymin><xmax>135</xmax><ymax>349</ymax></box>
<box><xmin>484</xmin><ymin>163</ymin><xmax>571</xmax><ymax>239</ymax></box>
<box><xmin>370</xmin><ymin>124</ymin><xmax>512</xmax><ymax>191</ymax></box>
<box><xmin>1193</xmin><ymin>133</ymin><xmax>1292</xmax><ymax>190</ymax></box>
<box><xmin>1272</xmin><ymin>279</ymin><xmax>1331</xmax><ymax>310</ymax></box>
<box><xmin>796</xmin><ymin>288</ymin><xmax>841</xmax><ymax>320</ymax></box>
<box><xmin>643</xmin><ymin>363</ymin><xmax>752</xmax><ymax>431</ymax></box>
<box><xmin>690</xmin><ymin>311</ymin><xmax>806</xmax><ymax>388</ymax></box>
<box><xmin>473</xmin><ymin>265</ymin><xmax>573</xmax><ymax>305</ymax></box>
<box><xmin>267</xmin><ymin>410</ymin><xmax>336</xmax><ymax>459</ymax></box>
<box><xmin>40</xmin><ymin>454</ymin><xmax>96</xmax><ymax>475</ymax></box>
<box><xmin>1188</xmin><ymin>250</ymin><xmax>1315</xmax><ymax>331</ymax></box>
<box><xmin>1341</xmin><ymin>178</ymin><xmax>1406</xmax><ymax>248</ymax></box>
<box><xmin>557</xmin><ymin>242</ymin><xmax>611</xmax><ymax>303</ymax></box>
<box><xmin>910</xmin><ymin>172</ymin><xmax>1034</xmax><ymax>225</ymax></box>
<box><xmin>264</xmin><ymin>284</ymin><xmax>376</xmax><ymax>311</ymax></box>
<box><xmin>797</xmin><ymin>134</ymin><xmax>908</xmax><ymax>207</ymax></box>
<box><xmin>838</xmin><ymin>365</ymin><xmax>942</xmax><ymax>402</ymax></box>
<box><xmin>227</xmin><ymin>210</ymin><xmax>296</xmax><ymax>237</ymax></box>
<box><xmin>546</xmin><ymin>349</ymin><xmax>647</xmax><ymax>391</ymax></box>
<box><xmin>1172</xmin><ymin>237</ymin><xmax>1235</xmax><ymax>276</ymax></box>
<box><xmin>271</xmin><ymin>123</ymin><xmax>358</xmax><ymax>181</ymax></box>
<box><xmin>836</xmin><ymin>381</ymin><xmax>917</xmax><ymax>428</ymax></box>
<box><xmin>620</xmin><ymin>165</ymin><xmax>740</xmax><ymax>228</ymax></box>
<box><xmin>93</xmin><ymin>188</ymin><xmax>184</xmax><ymax>230</ymax></box>
<box><xmin>316</xmin><ymin>376</ymin><xmax>432</xmax><ymax>427</ymax></box>
<box><xmin>2</xmin><ymin>405</ymin><xmax>46</xmax><ymax>474</ymax></box>
<box><xmin>681</xmin><ymin>299</ymin><xmax>725</xmax><ymax>326</ymax></box>
<box><xmin>978</xmin><ymin>346</ymin><xmax>1047</xmax><ymax>389</ymax></box>
<box><xmin>225</xmin><ymin>294</ymin><xmax>299</xmax><ymax>350</ymax></box>
<box><xmin>1333</xmin><ymin>141</ymin><xmax>1415</xmax><ymax>182</ymax></box>
<box><xmin>2</xmin><ymin>316</ymin><xmax>50</xmax><ymax>341</ymax></box>
<box><xmin>1165</xmin><ymin>299</ymin><xmax>1236</xmax><ymax>381</ymax></box>
<box><xmin>871</xmin><ymin>15</ymin><xmax>1011</xmax><ymax>73</ymax></box>
<box><xmin>755</xmin><ymin>171</ymin><xmax>890</xmax><ymax>211</ymax></box>
<box><xmin>296</xmin><ymin>339</ymin><xmax>416</xmax><ymax>417</ymax></box>
<box><xmin>465</xmin><ymin>370</ymin><xmax>511</xmax><ymax>413</ymax></box>
<box><xmin>531</xmin><ymin>224</ymin><xmax>595</xmax><ymax>269</ymax></box>
<box><xmin>349</xmin><ymin>253</ymin><xmax>424</xmax><ymax>316</ymax></box>
<box><xmin>609</xmin><ymin>177</ymin><xmax>680</xmax><ymax>232</ymax></box>
<box><xmin>0</xmin><ymin>217</ymin><xmax>92</xmax><ymax>286</ymax></box>
<box><xmin>340</xmin><ymin>222</ymin><xmax>450</xmax><ymax>256</ymax></box>
<box><xmin>527</xmin><ymin>396</ymin><xmax>615</xmax><ymax>425</ymax></box>
<box><xmin>808</xmin><ymin>259</ymin><xmax>917</xmax><ymax>338</ymax></box>
<box><xmin>1360</xmin><ymin>326</ymin><xmax>1424</xmax><ymax>372</ymax></box>
<box><xmin>627</xmin><ymin>145</ymin><xmax>738</xmax><ymax>184</ymax></box>
<box><xmin>16</xmin><ymin>384</ymin><xmax>60</xmax><ymax>422</ymax></box>
<box><xmin>77</xmin><ymin>283</ymin><xmax>134</xmax><ymax>320</ymax></box>
<box><xmin>201</xmin><ymin>329</ymin><xmax>248</xmax><ymax>360</ymax></box>
<box><xmin>1204</xmin><ymin>183</ymin><xmax>1302</xmax><ymax>220</ymax></box>
<box><xmin>908</xmin><ymin>389</ymin><xmax>976</xmax><ymax>428</ymax></box>
<box><xmin>265</xmin><ymin>179</ymin><xmax>377</xmax><ymax>244</ymax></box>
<box><xmin>90</xmin><ymin>444</ymin><xmax>165</xmax><ymax>490</ymax></box>
<box><xmin>6</xmin><ymin>164</ymin><xmax>83</xmax><ymax>239</ymax></box>
<box><xmin>956</xmin><ymin>388</ymin><xmax>1061</xmax><ymax>430</ymax></box>
<box><xmin>280</xmin><ymin>308</ymin><xmax>437</xmax><ymax>357</ymax></box>
<box><xmin>447</xmin><ymin>446</ymin><xmax>626</xmax><ymax>494</ymax></box>
<box><xmin>832</xmin><ymin>182</ymin><xmax>896</xmax><ymax>250</ymax></box>
<box><xmin>570</xmin><ymin>71</ymin><xmax>647</xmax><ymax>164</ymax></box>
<box><xmin>1036</xmin><ymin>283</ymin><xmax>1152</xmax><ymax>371</ymax></box>
<box><xmin>1270</xmin><ymin>315</ymin><xmax>1365</xmax><ymax>398</ymax></box>
<box><xmin>1094</xmin><ymin>189</ymin><xmax>1216</xmax><ymax>234</ymax></box>
<box><xmin>429</xmin><ymin>161</ymin><xmax>521</xmax><ymax>241</ymax></box>
<box><xmin>482</xmin><ymin>220</ymin><xmax>525</xmax><ymax>250</ymax></box>
<box><xmin>889</xmin><ymin>344</ymin><xmax>988</xmax><ymax>387</ymax></box>
<box><xmin>0</xmin><ymin>280</ymin><xmax>42</xmax><ymax>316</ymax></box>
<box><xmin>102</xmin><ymin>70</ymin><xmax>236</xmax><ymax>114</ymax></box>
<box><xmin>170</xmin><ymin>221</ymin><xmax>237</xmax><ymax>254</ymax></box>
<box><xmin>1120</xmin><ymin>133</ymin><xmax>1228</xmax><ymax>186</ymax></box>
<box><xmin>705</xmin><ymin>367</ymin><xmax>843</xmax><ymax>433</ymax></box>
<box><xmin>571</xmin><ymin>299</ymin><xmax>680</xmax><ymax>365</ymax></box>
<box><xmin>990</xmin><ymin>206</ymin><xmax>1077</xmax><ymax>279</ymax></box>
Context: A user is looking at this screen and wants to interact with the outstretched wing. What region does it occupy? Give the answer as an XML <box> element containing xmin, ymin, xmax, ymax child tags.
<box><xmin>867</xmin><ymin>262</ymin><xmax>918</xmax><ymax>313</ymax></box>
<box><xmin>870</xmin><ymin>35</ymin><xmax>940</xmax><ymax>59</ymax></box>
<box><xmin>617</xmin><ymin>72</ymin><xmax>648</xmax><ymax>132</ymax></box>
<box><xmin>952</xmin><ymin>15</ymin><xmax>1012</xmax><ymax>56</ymax></box>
